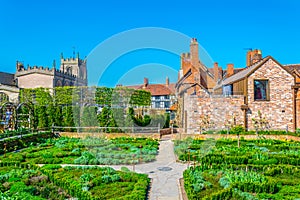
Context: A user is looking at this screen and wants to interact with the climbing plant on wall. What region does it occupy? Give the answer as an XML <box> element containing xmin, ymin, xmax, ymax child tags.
<box><xmin>18</xmin><ymin>86</ymin><xmax>151</xmax><ymax>131</ymax></box>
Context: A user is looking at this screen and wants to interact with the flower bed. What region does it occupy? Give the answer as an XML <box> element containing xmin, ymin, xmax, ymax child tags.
<box><xmin>175</xmin><ymin>138</ymin><xmax>300</xmax><ymax>199</ymax></box>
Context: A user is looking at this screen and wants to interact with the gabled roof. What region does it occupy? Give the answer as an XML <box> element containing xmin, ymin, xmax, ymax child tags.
<box><xmin>125</xmin><ymin>83</ymin><xmax>175</xmax><ymax>96</ymax></box>
<box><xmin>283</xmin><ymin>64</ymin><xmax>300</xmax><ymax>74</ymax></box>
<box><xmin>140</xmin><ymin>84</ymin><xmax>174</xmax><ymax>96</ymax></box>
<box><xmin>221</xmin><ymin>56</ymin><xmax>270</xmax><ymax>86</ymax></box>
<box><xmin>215</xmin><ymin>56</ymin><xmax>295</xmax><ymax>90</ymax></box>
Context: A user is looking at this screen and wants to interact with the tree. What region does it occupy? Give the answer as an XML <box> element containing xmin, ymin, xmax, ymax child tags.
<box><xmin>81</xmin><ymin>106</ymin><xmax>98</xmax><ymax>127</ymax></box>
<box><xmin>199</xmin><ymin>115</ymin><xmax>214</xmax><ymax>134</ymax></box>
<box><xmin>36</xmin><ymin>105</ymin><xmax>48</xmax><ymax>129</ymax></box>
<box><xmin>163</xmin><ymin>113</ymin><xmax>170</xmax><ymax>128</ymax></box>
<box><xmin>252</xmin><ymin>110</ymin><xmax>270</xmax><ymax>135</ymax></box>
<box><xmin>230</xmin><ymin>125</ymin><xmax>244</xmax><ymax>148</ymax></box>
<box><xmin>62</xmin><ymin>106</ymin><xmax>75</xmax><ymax>131</ymax></box>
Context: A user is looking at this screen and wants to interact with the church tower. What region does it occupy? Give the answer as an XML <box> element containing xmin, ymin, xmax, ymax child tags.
<box><xmin>60</xmin><ymin>52</ymin><xmax>87</xmax><ymax>85</ymax></box>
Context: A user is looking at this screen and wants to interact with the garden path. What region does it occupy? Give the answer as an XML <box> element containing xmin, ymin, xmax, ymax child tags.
<box><xmin>132</xmin><ymin>137</ymin><xmax>188</xmax><ymax>200</ymax></box>
<box><xmin>60</xmin><ymin>136</ymin><xmax>188</xmax><ymax>200</ymax></box>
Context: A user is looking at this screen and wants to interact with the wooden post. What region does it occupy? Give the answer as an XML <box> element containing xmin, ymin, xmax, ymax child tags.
<box><xmin>3</xmin><ymin>143</ymin><xmax>7</xmax><ymax>158</ymax></box>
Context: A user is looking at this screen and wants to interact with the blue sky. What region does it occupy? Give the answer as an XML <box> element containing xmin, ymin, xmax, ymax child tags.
<box><xmin>0</xmin><ymin>0</ymin><xmax>300</xmax><ymax>87</ymax></box>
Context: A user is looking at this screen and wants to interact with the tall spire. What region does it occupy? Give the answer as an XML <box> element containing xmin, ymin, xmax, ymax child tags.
<box><xmin>72</xmin><ymin>46</ymin><xmax>75</xmax><ymax>59</ymax></box>
<box><xmin>52</xmin><ymin>59</ymin><xmax>56</xmax><ymax>69</ymax></box>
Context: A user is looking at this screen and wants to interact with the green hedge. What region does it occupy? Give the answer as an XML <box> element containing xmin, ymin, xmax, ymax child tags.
<box><xmin>0</xmin><ymin>131</ymin><xmax>54</xmax><ymax>154</ymax></box>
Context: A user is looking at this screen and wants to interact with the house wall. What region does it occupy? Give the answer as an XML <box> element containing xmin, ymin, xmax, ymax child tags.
<box><xmin>296</xmin><ymin>91</ymin><xmax>300</xmax><ymax>129</ymax></box>
<box><xmin>247</xmin><ymin>59</ymin><xmax>295</xmax><ymax>131</ymax></box>
<box><xmin>17</xmin><ymin>73</ymin><xmax>54</xmax><ymax>89</ymax></box>
<box><xmin>0</xmin><ymin>86</ymin><xmax>19</xmax><ymax>103</ymax></box>
<box><xmin>183</xmin><ymin>93</ymin><xmax>244</xmax><ymax>133</ymax></box>
<box><xmin>233</xmin><ymin>79</ymin><xmax>245</xmax><ymax>95</ymax></box>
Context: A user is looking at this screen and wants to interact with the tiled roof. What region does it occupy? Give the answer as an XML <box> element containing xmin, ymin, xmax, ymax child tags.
<box><xmin>143</xmin><ymin>84</ymin><xmax>173</xmax><ymax>96</ymax></box>
<box><xmin>216</xmin><ymin>56</ymin><xmax>270</xmax><ymax>88</ymax></box>
<box><xmin>283</xmin><ymin>64</ymin><xmax>300</xmax><ymax>74</ymax></box>
<box><xmin>125</xmin><ymin>83</ymin><xmax>175</xmax><ymax>96</ymax></box>
<box><xmin>0</xmin><ymin>72</ymin><xmax>16</xmax><ymax>86</ymax></box>
<box><xmin>222</xmin><ymin>68</ymin><xmax>245</xmax><ymax>77</ymax></box>
<box><xmin>125</xmin><ymin>85</ymin><xmax>140</xmax><ymax>90</ymax></box>
<box><xmin>168</xmin><ymin>83</ymin><xmax>176</xmax><ymax>93</ymax></box>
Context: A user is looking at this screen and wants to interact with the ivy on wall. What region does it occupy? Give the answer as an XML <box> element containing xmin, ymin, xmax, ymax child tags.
<box><xmin>19</xmin><ymin>86</ymin><xmax>152</xmax><ymax>131</ymax></box>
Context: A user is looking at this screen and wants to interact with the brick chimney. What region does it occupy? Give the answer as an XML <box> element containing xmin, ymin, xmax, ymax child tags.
<box><xmin>214</xmin><ymin>62</ymin><xmax>219</xmax><ymax>82</ymax></box>
<box><xmin>143</xmin><ymin>77</ymin><xmax>149</xmax><ymax>88</ymax></box>
<box><xmin>246</xmin><ymin>49</ymin><xmax>262</xmax><ymax>67</ymax></box>
<box><xmin>227</xmin><ymin>64</ymin><xmax>234</xmax><ymax>77</ymax></box>
<box><xmin>166</xmin><ymin>76</ymin><xmax>169</xmax><ymax>87</ymax></box>
<box><xmin>190</xmin><ymin>38</ymin><xmax>199</xmax><ymax>68</ymax></box>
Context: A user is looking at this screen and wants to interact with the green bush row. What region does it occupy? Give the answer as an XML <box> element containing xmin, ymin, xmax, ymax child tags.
<box><xmin>180</xmin><ymin>153</ymin><xmax>300</xmax><ymax>166</ymax></box>
<box><xmin>0</xmin><ymin>132</ymin><xmax>54</xmax><ymax>154</ymax></box>
<box><xmin>41</xmin><ymin>167</ymin><xmax>93</xmax><ymax>200</ymax></box>
<box><xmin>212</xmin><ymin>130</ymin><xmax>300</xmax><ymax>136</ymax></box>
<box><xmin>0</xmin><ymin>128</ymin><xmax>31</xmax><ymax>139</ymax></box>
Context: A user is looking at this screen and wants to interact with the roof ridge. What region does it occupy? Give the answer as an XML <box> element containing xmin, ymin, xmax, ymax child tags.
<box><xmin>217</xmin><ymin>56</ymin><xmax>271</xmax><ymax>86</ymax></box>
<box><xmin>283</xmin><ymin>64</ymin><xmax>300</xmax><ymax>66</ymax></box>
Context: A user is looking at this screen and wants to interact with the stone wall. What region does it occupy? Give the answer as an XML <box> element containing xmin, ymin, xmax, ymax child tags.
<box><xmin>0</xmin><ymin>85</ymin><xmax>19</xmax><ymax>103</ymax></box>
<box><xmin>247</xmin><ymin>59</ymin><xmax>294</xmax><ymax>131</ymax></box>
<box><xmin>17</xmin><ymin>73</ymin><xmax>54</xmax><ymax>89</ymax></box>
<box><xmin>183</xmin><ymin>93</ymin><xmax>244</xmax><ymax>133</ymax></box>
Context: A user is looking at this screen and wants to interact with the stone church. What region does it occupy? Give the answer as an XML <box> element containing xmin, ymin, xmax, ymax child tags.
<box><xmin>176</xmin><ymin>38</ymin><xmax>300</xmax><ymax>133</ymax></box>
<box><xmin>0</xmin><ymin>53</ymin><xmax>87</xmax><ymax>103</ymax></box>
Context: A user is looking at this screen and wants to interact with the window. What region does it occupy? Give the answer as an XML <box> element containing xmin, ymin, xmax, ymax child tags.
<box><xmin>160</xmin><ymin>102</ymin><xmax>164</xmax><ymax>108</ymax></box>
<box><xmin>155</xmin><ymin>96</ymin><xmax>160</xmax><ymax>100</ymax></box>
<box><xmin>155</xmin><ymin>102</ymin><xmax>160</xmax><ymax>108</ymax></box>
<box><xmin>254</xmin><ymin>80</ymin><xmax>269</xmax><ymax>101</ymax></box>
<box><xmin>223</xmin><ymin>85</ymin><xmax>233</xmax><ymax>96</ymax></box>
<box><xmin>165</xmin><ymin>102</ymin><xmax>170</xmax><ymax>108</ymax></box>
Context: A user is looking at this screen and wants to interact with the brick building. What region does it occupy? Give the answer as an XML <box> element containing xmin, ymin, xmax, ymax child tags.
<box><xmin>176</xmin><ymin>38</ymin><xmax>300</xmax><ymax>133</ymax></box>
<box><xmin>0</xmin><ymin>53</ymin><xmax>87</xmax><ymax>103</ymax></box>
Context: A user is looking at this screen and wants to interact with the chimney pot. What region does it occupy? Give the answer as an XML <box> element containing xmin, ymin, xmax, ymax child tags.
<box><xmin>144</xmin><ymin>78</ymin><xmax>148</xmax><ymax>87</ymax></box>
<box><xmin>166</xmin><ymin>77</ymin><xmax>169</xmax><ymax>86</ymax></box>
<box><xmin>214</xmin><ymin>62</ymin><xmax>219</xmax><ymax>82</ymax></box>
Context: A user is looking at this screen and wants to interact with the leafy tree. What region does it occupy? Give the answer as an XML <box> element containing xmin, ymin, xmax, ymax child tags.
<box><xmin>62</xmin><ymin>106</ymin><xmax>75</xmax><ymax>131</ymax></box>
<box><xmin>163</xmin><ymin>113</ymin><xmax>170</xmax><ymax>128</ymax></box>
<box><xmin>230</xmin><ymin>125</ymin><xmax>245</xmax><ymax>148</ymax></box>
<box><xmin>95</xmin><ymin>87</ymin><xmax>113</xmax><ymax>106</ymax></box>
<box><xmin>81</xmin><ymin>106</ymin><xmax>98</xmax><ymax>127</ymax></box>
<box><xmin>252</xmin><ymin>110</ymin><xmax>270</xmax><ymax>134</ymax></box>
<box><xmin>53</xmin><ymin>106</ymin><xmax>63</xmax><ymax>127</ymax></box>
<box><xmin>36</xmin><ymin>105</ymin><xmax>48</xmax><ymax>129</ymax></box>
<box><xmin>46</xmin><ymin>103</ymin><xmax>55</xmax><ymax>127</ymax></box>
<box><xmin>98</xmin><ymin>107</ymin><xmax>118</xmax><ymax>132</ymax></box>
